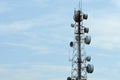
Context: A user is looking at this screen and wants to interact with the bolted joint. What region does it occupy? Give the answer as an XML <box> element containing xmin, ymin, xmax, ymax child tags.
<box><xmin>77</xmin><ymin>58</ymin><xmax>82</xmax><ymax>63</ymax></box>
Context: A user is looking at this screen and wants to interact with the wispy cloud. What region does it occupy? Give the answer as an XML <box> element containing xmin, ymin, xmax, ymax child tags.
<box><xmin>1</xmin><ymin>41</ymin><xmax>53</xmax><ymax>54</ymax></box>
<box><xmin>0</xmin><ymin>0</ymin><xmax>119</xmax><ymax>80</ymax></box>
<box><xmin>95</xmin><ymin>53</ymin><xmax>111</xmax><ymax>57</ymax></box>
<box><xmin>88</xmin><ymin>12</ymin><xmax>120</xmax><ymax>50</ymax></box>
<box><xmin>0</xmin><ymin>21</ymin><xmax>34</xmax><ymax>33</ymax></box>
<box><xmin>0</xmin><ymin>64</ymin><xmax>70</xmax><ymax>80</ymax></box>
<box><xmin>0</xmin><ymin>7</ymin><xmax>70</xmax><ymax>33</ymax></box>
<box><xmin>94</xmin><ymin>65</ymin><xmax>120</xmax><ymax>80</ymax></box>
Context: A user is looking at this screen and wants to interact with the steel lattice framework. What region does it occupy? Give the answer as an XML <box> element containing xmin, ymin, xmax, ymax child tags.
<box><xmin>67</xmin><ymin>1</ymin><xmax>94</xmax><ymax>80</ymax></box>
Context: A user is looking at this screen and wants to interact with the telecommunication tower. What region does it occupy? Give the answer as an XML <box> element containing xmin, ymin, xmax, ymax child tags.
<box><xmin>67</xmin><ymin>0</ymin><xmax>94</xmax><ymax>80</ymax></box>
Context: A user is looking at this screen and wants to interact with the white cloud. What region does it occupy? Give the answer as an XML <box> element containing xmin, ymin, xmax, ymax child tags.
<box><xmin>1</xmin><ymin>42</ymin><xmax>53</xmax><ymax>54</ymax></box>
<box><xmin>0</xmin><ymin>7</ymin><xmax>72</xmax><ymax>55</ymax></box>
<box><xmin>0</xmin><ymin>20</ymin><xmax>36</xmax><ymax>33</ymax></box>
<box><xmin>94</xmin><ymin>66</ymin><xmax>120</xmax><ymax>79</ymax></box>
<box><xmin>0</xmin><ymin>63</ymin><xmax>120</xmax><ymax>80</ymax></box>
<box><xmin>88</xmin><ymin>12</ymin><xmax>120</xmax><ymax>50</ymax></box>
<box><xmin>0</xmin><ymin>1</ymin><xmax>119</xmax><ymax>80</ymax></box>
<box><xmin>0</xmin><ymin>7</ymin><xmax>70</xmax><ymax>33</ymax></box>
<box><xmin>95</xmin><ymin>53</ymin><xmax>111</xmax><ymax>57</ymax></box>
<box><xmin>0</xmin><ymin>64</ymin><xmax>70</xmax><ymax>80</ymax></box>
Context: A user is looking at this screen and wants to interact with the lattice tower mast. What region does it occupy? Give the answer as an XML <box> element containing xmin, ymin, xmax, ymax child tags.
<box><xmin>67</xmin><ymin>0</ymin><xmax>94</xmax><ymax>80</ymax></box>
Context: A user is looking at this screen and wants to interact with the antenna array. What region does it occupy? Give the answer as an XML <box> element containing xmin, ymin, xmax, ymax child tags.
<box><xmin>67</xmin><ymin>0</ymin><xmax>94</xmax><ymax>80</ymax></box>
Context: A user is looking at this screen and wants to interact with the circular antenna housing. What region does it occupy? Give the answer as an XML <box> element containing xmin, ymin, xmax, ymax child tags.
<box><xmin>70</xmin><ymin>41</ymin><xmax>74</xmax><ymax>47</ymax></box>
<box><xmin>71</xmin><ymin>23</ymin><xmax>74</xmax><ymax>28</ymax></box>
<box><xmin>86</xmin><ymin>56</ymin><xmax>91</xmax><ymax>62</ymax></box>
<box><xmin>86</xmin><ymin>64</ymin><xmax>94</xmax><ymax>73</ymax></box>
<box><xmin>67</xmin><ymin>77</ymin><xmax>71</xmax><ymax>80</ymax></box>
<box><xmin>74</xmin><ymin>10</ymin><xmax>82</xmax><ymax>22</ymax></box>
<box><xmin>84</xmin><ymin>27</ymin><xmax>89</xmax><ymax>33</ymax></box>
<box><xmin>84</xmin><ymin>36</ymin><xmax>91</xmax><ymax>45</ymax></box>
<box><xmin>83</xmin><ymin>14</ymin><xmax>88</xmax><ymax>20</ymax></box>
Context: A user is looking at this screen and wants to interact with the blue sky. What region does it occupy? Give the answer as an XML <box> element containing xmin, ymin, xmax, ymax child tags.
<box><xmin>0</xmin><ymin>0</ymin><xmax>120</xmax><ymax>80</ymax></box>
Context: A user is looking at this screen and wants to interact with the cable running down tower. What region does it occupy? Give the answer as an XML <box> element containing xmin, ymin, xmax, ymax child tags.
<box><xmin>67</xmin><ymin>0</ymin><xmax>94</xmax><ymax>80</ymax></box>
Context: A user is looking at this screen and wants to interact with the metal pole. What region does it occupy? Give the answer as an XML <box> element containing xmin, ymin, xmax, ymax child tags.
<box><xmin>78</xmin><ymin>14</ymin><xmax>81</xmax><ymax>80</ymax></box>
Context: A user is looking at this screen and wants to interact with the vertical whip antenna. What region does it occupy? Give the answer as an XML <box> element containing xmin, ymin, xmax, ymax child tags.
<box><xmin>79</xmin><ymin>0</ymin><xmax>80</xmax><ymax>10</ymax></box>
<box><xmin>79</xmin><ymin>0</ymin><xmax>82</xmax><ymax>11</ymax></box>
